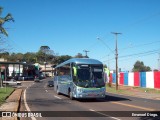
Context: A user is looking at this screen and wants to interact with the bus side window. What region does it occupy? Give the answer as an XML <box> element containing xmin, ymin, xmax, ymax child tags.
<box><xmin>72</xmin><ymin>66</ymin><xmax>77</xmax><ymax>82</ymax></box>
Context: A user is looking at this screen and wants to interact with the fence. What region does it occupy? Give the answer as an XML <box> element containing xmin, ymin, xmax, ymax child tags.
<box><xmin>110</xmin><ymin>71</ymin><xmax>160</xmax><ymax>89</ymax></box>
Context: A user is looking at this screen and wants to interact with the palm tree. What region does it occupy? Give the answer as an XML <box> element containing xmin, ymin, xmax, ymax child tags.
<box><xmin>0</xmin><ymin>7</ymin><xmax>14</xmax><ymax>37</ymax></box>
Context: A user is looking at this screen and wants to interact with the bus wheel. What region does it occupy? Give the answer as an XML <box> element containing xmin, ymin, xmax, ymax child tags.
<box><xmin>56</xmin><ymin>86</ymin><xmax>60</xmax><ymax>95</ymax></box>
<box><xmin>68</xmin><ymin>88</ymin><xmax>73</xmax><ymax>100</ymax></box>
<box><xmin>69</xmin><ymin>91</ymin><xmax>73</xmax><ymax>100</ymax></box>
<box><xmin>69</xmin><ymin>91</ymin><xmax>74</xmax><ymax>100</ymax></box>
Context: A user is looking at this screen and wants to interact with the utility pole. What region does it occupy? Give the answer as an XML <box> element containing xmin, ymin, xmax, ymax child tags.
<box><xmin>83</xmin><ymin>50</ymin><xmax>89</xmax><ymax>58</ymax></box>
<box><xmin>111</xmin><ymin>32</ymin><xmax>122</xmax><ymax>90</ymax></box>
<box><xmin>108</xmin><ymin>54</ymin><xmax>110</xmax><ymax>69</ymax></box>
<box><xmin>158</xmin><ymin>53</ymin><xmax>160</xmax><ymax>71</ymax></box>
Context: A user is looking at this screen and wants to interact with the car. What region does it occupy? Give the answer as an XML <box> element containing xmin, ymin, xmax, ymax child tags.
<box><xmin>34</xmin><ymin>76</ymin><xmax>40</xmax><ymax>82</ymax></box>
<box><xmin>48</xmin><ymin>80</ymin><xmax>54</xmax><ymax>87</ymax></box>
<box><xmin>39</xmin><ymin>73</ymin><xmax>45</xmax><ymax>79</ymax></box>
<box><xmin>3</xmin><ymin>79</ymin><xmax>21</xmax><ymax>86</ymax></box>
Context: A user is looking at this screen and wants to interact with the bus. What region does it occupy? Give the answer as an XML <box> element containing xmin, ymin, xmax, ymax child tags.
<box><xmin>54</xmin><ymin>58</ymin><xmax>106</xmax><ymax>100</ymax></box>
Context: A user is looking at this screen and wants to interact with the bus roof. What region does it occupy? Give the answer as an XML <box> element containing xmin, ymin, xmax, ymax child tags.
<box><xmin>55</xmin><ymin>58</ymin><xmax>103</xmax><ymax>68</ymax></box>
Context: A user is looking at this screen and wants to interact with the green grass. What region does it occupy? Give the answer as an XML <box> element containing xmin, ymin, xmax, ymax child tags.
<box><xmin>132</xmin><ymin>87</ymin><xmax>160</xmax><ymax>94</ymax></box>
<box><xmin>0</xmin><ymin>87</ymin><xmax>14</xmax><ymax>105</ymax></box>
<box><xmin>106</xmin><ymin>83</ymin><xmax>160</xmax><ymax>95</ymax></box>
<box><xmin>106</xmin><ymin>85</ymin><xmax>135</xmax><ymax>95</ymax></box>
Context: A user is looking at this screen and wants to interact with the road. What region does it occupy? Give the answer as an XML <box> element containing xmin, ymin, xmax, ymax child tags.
<box><xmin>19</xmin><ymin>78</ymin><xmax>160</xmax><ymax>120</ymax></box>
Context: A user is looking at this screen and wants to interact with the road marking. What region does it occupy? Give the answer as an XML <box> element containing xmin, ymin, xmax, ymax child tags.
<box><xmin>89</xmin><ymin>109</ymin><xmax>121</xmax><ymax>120</ymax></box>
<box><xmin>45</xmin><ymin>90</ymin><xmax>48</xmax><ymax>92</ymax></box>
<box><xmin>24</xmin><ymin>89</ymin><xmax>37</xmax><ymax>120</ymax></box>
<box><xmin>111</xmin><ymin>101</ymin><xmax>155</xmax><ymax>111</ymax></box>
<box><xmin>54</xmin><ymin>95</ymin><xmax>62</xmax><ymax>99</ymax></box>
<box><xmin>44</xmin><ymin>83</ymin><xmax>48</xmax><ymax>89</ymax></box>
<box><xmin>89</xmin><ymin>109</ymin><xmax>95</xmax><ymax>111</ymax></box>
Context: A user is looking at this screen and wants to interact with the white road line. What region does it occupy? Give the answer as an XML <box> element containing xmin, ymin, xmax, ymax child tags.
<box><xmin>44</xmin><ymin>83</ymin><xmax>48</xmax><ymax>89</ymax></box>
<box><xmin>24</xmin><ymin>89</ymin><xmax>36</xmax><ymax>120</ymax></box>
<box><xmin>45</xmin><ymin>90</ymin><xmax>48</xmax><ymax>92</ymax></box>
<box><xmin>89</xmin><ymin>109</ymin><xmax>121</xmax><ymax>120</ymax></box>
<box><xmin>54</xmin><ymin>95</ymin><xmax>62</xmax><ymax>99</ymax></box>
<box><xmin>89</xmin><ymin>109</ymin><xmax>95</xmax><ymax>111</ymax></box>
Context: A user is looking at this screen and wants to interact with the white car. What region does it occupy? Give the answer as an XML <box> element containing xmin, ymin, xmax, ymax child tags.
<box><xmin>3</xmin><ymin>79</ymin><xmax>21</xmax><ymax>86</ymax></box>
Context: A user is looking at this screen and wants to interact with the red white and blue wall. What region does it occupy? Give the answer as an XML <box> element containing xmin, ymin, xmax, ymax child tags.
<box><xmin>110</xmin><ymin>72</ymin><xmax>160</xmax><ymax>89</ymax></box>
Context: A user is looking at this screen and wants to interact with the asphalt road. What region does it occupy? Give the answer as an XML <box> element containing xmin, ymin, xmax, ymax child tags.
<box><xmin>19</xmin><ymin>78</ymin><xmax>160</xmax><ymax>120</ymax></box>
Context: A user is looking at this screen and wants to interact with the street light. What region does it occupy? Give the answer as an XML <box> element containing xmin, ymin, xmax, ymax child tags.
<box><xmin>111</xmin><ymin>32</ymin><xmax>122</xmax><ymax>90</ymax></box>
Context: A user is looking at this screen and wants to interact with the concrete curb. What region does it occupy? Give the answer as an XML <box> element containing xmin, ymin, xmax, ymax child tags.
<box><xmin>0</xmin><ymin>89</ymin><xmax>23</xmax><ymax>120</ymax></box>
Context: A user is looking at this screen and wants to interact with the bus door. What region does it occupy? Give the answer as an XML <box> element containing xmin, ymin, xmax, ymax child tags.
<box><xmin>58</xmin><ymin>75</ymin><xmax>71</xmax><ymax>94</ymax></box>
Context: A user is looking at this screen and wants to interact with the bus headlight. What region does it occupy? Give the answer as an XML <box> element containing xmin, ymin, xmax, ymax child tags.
<box><xmin>100</xmin><ymin>88</ymin><xmax>105</xmax><ymax>92</ymax></box>
<box><xmin>77</xmin><ymin>88</ymin><xmax>82</xmax><ymax>92</ymax></box>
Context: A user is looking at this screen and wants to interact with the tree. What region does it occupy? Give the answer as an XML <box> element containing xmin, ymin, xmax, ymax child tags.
<box><xmin>40</xmin><ymin>46</ymin><xmax>50</xmax><ymax>62</ymax></box>
<box><xmin>0</xmin><ymin>52</ymin><xmax>9</xmax><ymax>59</ymax></box>
<box><xmin>23</xmin><ymin>52</ymin><xmax>36</xmax><ymax>64</ymax></box>
<box><xmin>0</xmin><ymin>7</ymin><xmax>14</xmax><ymax>52</ymax></box>
<box><xmin>0</xmin><ymin>7</ymin><xmax>14</xmax><ymax>37</ymax></box>
<box><xmin>132</xmin><ymin>60</ymin><xmax>151</xmax><ymax>72</ymax></box>
<box><xmin>74</xmin><ymin>53</ymin><xmax>84</xmax><ymax>58</ymax></box>
<box><xmin>53</xmin><ymin>55</ymin><xmax>72</xmax><ymax>65</ymax></box>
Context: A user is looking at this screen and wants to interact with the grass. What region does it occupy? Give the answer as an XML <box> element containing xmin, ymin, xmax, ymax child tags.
<box><xmin>106</xmin><ymin>83</ymin><xmax>160</xmax><ymax>95</ymax></box>
<box><xmin>132</xmin><ymin>87</ymin><xmax>160</xmax><ymax>94</ymax></box>
<box><xmin>0</xmin><ymin>87</ymin><xmax>14</xmax><ymax>105</ymax></box>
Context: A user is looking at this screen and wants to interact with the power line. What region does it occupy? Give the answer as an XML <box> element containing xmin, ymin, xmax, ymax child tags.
<box><xmin>100</xmin><ymin>40</ymin><xmax>160</xmax><ymax>60</ymax></box>
<box><xmin>102</xmin><ymin>48</ymin><xmax>160</xmax><ymax>63</ymax></box>
<box><xmin>97</xmin><ymin>37</ymin><xmax>114</xmax><ymax>53</ymax></box>
<box><xmin>158</xmin><ymin>53</ymin><xmax>160</xmax><ymax>70</ymax></box>
<box><xmin>119</xmin><ymin>49</ymin><xmax>160</xmax><ymax>58</ymax></box>
<box><xmin>119</xmin><ymin>40</ymin><xmax>160</xmax><ymax>51</ymax></box>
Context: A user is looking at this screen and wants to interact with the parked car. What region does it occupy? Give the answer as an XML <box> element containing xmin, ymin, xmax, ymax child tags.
<box><xmin>3</xmin><ymin>79</ymin><xmax>21</xmax><ymax>86</ymax></box>
<box><xmin>39</xmin><ymin>73</ymin><xmax>45</xmax><ymax>80</ymax></box>
<box><xmin>48</xmin><ymin>80</ymin><xmax>54</xmax><ymax>87</ymax></box>
<box><xmin>34</xmin><ymin>76</ymin><xmax>40</xmax><ymax>82</ymax></box>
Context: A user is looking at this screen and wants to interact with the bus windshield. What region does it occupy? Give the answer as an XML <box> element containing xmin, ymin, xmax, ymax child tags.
<box><xmin>75</xmin><ymin>64</ymin><xmax>105</xmax><ymax>88</ymax></box>
<box><xmin>77</xmin><ymin>68</ymin><xmax>90</xmax><ymax>80</ymax></box>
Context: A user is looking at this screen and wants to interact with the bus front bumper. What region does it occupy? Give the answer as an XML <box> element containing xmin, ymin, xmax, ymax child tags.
<box><xmin>75</xmin><ymin>92</ymin><xmax>106</xmax><ymax>99</ymax></box>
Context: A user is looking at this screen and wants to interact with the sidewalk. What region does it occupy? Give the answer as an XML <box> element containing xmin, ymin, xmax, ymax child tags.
<box><xmin>0</xmin><ymin>89</ymin><xmax>23</xmax><ymax>120</ymax></box>
<box><xmin>107</xmin><ymin>85</ymin><xmax>160</xmax><ymax>100</ymax></box>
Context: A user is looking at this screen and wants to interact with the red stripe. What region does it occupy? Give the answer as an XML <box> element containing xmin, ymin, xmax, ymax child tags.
<box><xmin>109</xmin><ymin>73</ymin><xmax>112</xmax><ymax>83</ymax></box>
<box><xmin>120</xmin><ymin>73</ymin><xmax>124</xmax><ymax>85</ymax></box>
<box><xmin>134</xmin><ymin>72</ymin><xmax>140</xmax><ymax>86</ymax></box>
<box><xmin>154</xmin><ymin>71</ymin><xmax>160</xmax><ymax>89</ymax></box>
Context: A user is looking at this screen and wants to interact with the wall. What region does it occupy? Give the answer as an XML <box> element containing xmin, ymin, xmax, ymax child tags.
<box><xmin>110</xmin><ymin>71</ymin><xmax>160</xmax><ymax>89</ymax></box>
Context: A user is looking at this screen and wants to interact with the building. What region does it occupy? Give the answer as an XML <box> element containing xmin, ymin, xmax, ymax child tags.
<box><xmin>0</xmin><ymin>61</ymin><xmax>36</xmax><ymax>81</ymax></box>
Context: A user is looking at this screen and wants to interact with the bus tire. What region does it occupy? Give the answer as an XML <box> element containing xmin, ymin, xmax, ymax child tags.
<box><xmin>56</xmin><ymin>86</ymin><xmax>60</xmax><ymax>95</ymax></box>
<box><xmin>68</xmin><ymin>89</ymin><xmax>74</xmax><ymax>100</ymax></box>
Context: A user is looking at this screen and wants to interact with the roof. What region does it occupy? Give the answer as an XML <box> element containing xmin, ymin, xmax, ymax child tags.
<box><xmin>0</xmin><ymin>61</ymin><xmax>34</xmax><ymax>66</ymax></box>
<box><xmin>55</xmin><ymin>58</ymin><xmax>103</xmax><ymax>68</ymax></box>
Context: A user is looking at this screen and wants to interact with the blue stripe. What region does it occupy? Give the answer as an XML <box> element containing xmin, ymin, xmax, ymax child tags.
<box><xmin>140</xmin><ymin>72</ymin><xmax>146</xmax><ymax>87</ymax></box>
<box><xmin>124</xmin><ymin>73</ymin><xmax>128</xmax><ymax>85</ymax></box>
<box><xmin>112</xmin><ymin>73</ymin><xmax>116</xmax><ymax>83</ymax></box>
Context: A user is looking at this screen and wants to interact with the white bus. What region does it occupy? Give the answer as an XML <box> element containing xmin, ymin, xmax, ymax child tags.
<box><xmin>54</xmin><ymin>58</ymin><xmax>106</xmax><ymax>99</ymax></box>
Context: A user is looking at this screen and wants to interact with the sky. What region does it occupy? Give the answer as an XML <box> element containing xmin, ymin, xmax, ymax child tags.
<box><xmin>0</xmin><ymin>0</ymin><xmax>160</xmax><ymax>71</ymax></box>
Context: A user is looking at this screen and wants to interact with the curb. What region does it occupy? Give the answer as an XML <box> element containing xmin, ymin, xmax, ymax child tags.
<box><xmin>0</xmin><ymin>89</ymin><xmax>23</xmax><ymax>120</ymax></box>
